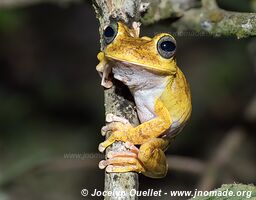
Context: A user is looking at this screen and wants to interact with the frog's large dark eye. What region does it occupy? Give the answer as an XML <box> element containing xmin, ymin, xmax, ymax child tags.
<box><xmin>103</xmin><ymin>23</ymin><xmax>118</xmax><ymax>45</ymax></box>
<box><xmin>157</xmin><ymin>35</ymin><xmax>176</xmax><ymax>59</ymax></box>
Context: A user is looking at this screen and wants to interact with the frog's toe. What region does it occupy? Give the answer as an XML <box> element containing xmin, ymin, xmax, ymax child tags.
<box><xmin>106</xmin><ymin>164</ymin><xmax>145</xmax><ymax>173</ymax></box>
<box><xmin>100</xmin><ymin>122</ymin><xmax>132</xmax><ymax>136</ymax></box>
<box><xmin>98</xmin><ymin>156</ymin><xmax>145</xmax><ymax>173</ymax></box>
<box><xmin>101</xmin><ymin>79</ymin><xmax>113</xmax><ymax>88</ymax></box>
<box><xmin>98</xmin><ymin>143</ymin><xmax>106</xmax><ymax>153</ymax></box>
<box><xmin>107</xmin><ymin>150</ymin><xmax>137</xmax><ymax>159</ymax></box>
<box><xmin>99</xmin><ymin>160</ymin><xmax>107</xmax><ymax>169</ymax></box>
<box><xmin>106</xmin><ymin>114</ymin><xmax>130</xmax><ymax>125</ymax></box>
<box><xmin>101</xmin><ymin>125</ymin><xmax>109</xmax><ymax>136</ymax></box>
<box><xmin>100</xmin><ymin>123</ymin><xmax>118</xmax><ymax>136</ymax></box>
<box><xmin>124</xmin><ymin>141</ymin><xmax>140</xmax><ymax>154</ymax></box>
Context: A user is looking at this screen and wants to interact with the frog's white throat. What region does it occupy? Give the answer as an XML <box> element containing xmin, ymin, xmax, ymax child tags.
<box><xmin>111</xmin><ymin>60</ymin><xmax>169</xmax><ymax>122</ymax></box>
<box><xmin>112</xmin><ymin>61</ymin><xmax>167</xmax><ymax>90</ymax></box>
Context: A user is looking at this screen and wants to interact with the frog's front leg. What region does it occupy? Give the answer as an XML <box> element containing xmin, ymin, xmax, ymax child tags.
<box><xmin>96</xmin><ymin>52</ymin><xmax>113</xmax><ymax>88</ymax></box>
<box><xmin>101</xmin><ymin>114</ymin><xmax>132</xmax><ymax>136</ymax></box>
<box><xmin>98</xmin><ymin>99</ymin><xmax>172</xmax><ymax>152</ymax></box>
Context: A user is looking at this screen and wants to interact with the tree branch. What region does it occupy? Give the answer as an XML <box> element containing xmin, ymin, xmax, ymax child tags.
<box><xmin>3</xmin><ymin>0</ymin><xmax>256</xmax><ymax>39</ymax></box>
<box><xmin>141</xmin><ymin>0</ymin><xmax>200</xmax><ymax>25</ymax></box>
<box><xmin>92</xmin><ymin>1</ymin><xmax>145</xmax><ymax>199</ymax></box>
<box><xmin>201</xmin><ymin>0</ymin><xmax>218</xmax><ymax>9</ymax></box>
<box><xmin>142</xmin><ymin>0</ymin><xmax>256</xmax><ymax>38</ymax></box>
<box><xmin>174</xmin><ymin>7</ymin><xmax>256</xmax><ymax>38</ymax></box>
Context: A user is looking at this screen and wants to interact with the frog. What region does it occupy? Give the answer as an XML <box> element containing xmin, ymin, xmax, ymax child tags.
<box><xmin>96</xmin><ymin>21</ymin><xmax>192</xmax><ymax>178</ymax></box>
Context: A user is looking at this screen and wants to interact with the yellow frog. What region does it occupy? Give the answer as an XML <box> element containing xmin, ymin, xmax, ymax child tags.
<box><xmin>96</xmin><ymin>22</ymin><xmax>192</xmax><ymax>178</ymax></box>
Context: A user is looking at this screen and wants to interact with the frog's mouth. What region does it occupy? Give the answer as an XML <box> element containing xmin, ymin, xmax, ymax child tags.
<box><xmin>100</xmin><ymin>57</ymin><xmax>169</xmax><ymax>91</ymax></box>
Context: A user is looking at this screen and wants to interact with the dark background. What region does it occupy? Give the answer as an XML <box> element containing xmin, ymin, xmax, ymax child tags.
<box><xmin>0</xmin><ymin>1</ymin><xmax>255</xmax><ymax>200</ymax></box>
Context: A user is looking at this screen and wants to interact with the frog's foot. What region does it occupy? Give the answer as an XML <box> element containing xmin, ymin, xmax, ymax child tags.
<box><xmin>99</xmin><ymin>115</ymin><xmax>135</xmax><ymax>152</ymax></box>
<box><xmin>99</xmin><ymin>122</ymin><xmax>134</xmax><ymax>152</ymax></box>
<box><xmin>96</xmin><ymin>53</ymin><xmax>113</xmax><ymax>88</ymax></box>
<box><xmin>124</xmin><ymin>141</ymin><xmax>140</xmax><ymax>154</ymax></box>
<box><xmin>101</xmin><ymin>114</ymin><xmax>132</xmax><ymax>136</ymax></box>
<box><xmin>101</xmin><ymin>63</ymin><xmax>113</xmax><ymax>88</ymax></box>
<box><xmin>131</xmin><ymin>21</ymin><xmax>141</xmax><ymax>37</ymax></box>
<box><xmin>99</xmin><ymin>149</ymin><xmax>145</xmax><ymax>173</ymax></box>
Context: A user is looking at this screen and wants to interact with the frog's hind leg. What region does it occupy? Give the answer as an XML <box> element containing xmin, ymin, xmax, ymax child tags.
<box><xmin>138</xmin><ymin>138</ymin><xmax>170</xmax><ymax>178</ymax></box>
<box><xmin>98</xmin><ymin>150</ymin><xmax>146</xmax><ymax>173</ymax></box>
<box><xmin>98</xmin><ymin>138</ymin><xmax>170</xmax><ymax>178</ymax></box>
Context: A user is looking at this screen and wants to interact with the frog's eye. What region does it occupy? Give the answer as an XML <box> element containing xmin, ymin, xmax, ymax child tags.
<box><xmin>103</xmin><ymin>23</ymin><xmax>118</xmax><ymax>45</ymax></box>
<box><xmin>157</xmin><ymin>35</ymin><xmax>176</xmax><ymax>59</ymax></box>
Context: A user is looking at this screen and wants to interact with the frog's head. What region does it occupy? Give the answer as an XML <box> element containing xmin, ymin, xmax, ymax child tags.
<box><xmin>102</xmin><ymin>22</ymin><xmax>177</xmax><ymax>75</ymax></box>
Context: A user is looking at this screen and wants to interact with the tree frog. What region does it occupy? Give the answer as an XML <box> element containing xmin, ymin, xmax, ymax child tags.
<box><xmin>96</xmin><ymin>22</ymin><xmax>192</xmax><ymax>178</ymax></box>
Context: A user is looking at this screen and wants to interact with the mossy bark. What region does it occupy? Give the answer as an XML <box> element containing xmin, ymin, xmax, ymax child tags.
<box><xmin>142</xmin><ymin>0</ymin><xmax>256</xmax><ymax>38</ymax></box>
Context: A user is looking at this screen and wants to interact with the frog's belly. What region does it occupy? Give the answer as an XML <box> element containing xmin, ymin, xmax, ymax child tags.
<box><xmin>133</xmin><ymin>78</ymin><xmax>168</xmax><ymax>123</ymax></box>
<box><xmin>111</xmin><ymin>61</ymin><xmax>182</xmax><ymax>135</ymax></box>
<box><xmin>134</xmin><ymin>92</ymin><xmax>157</xmax><ymax>123</ymax></box>
<box><xmin>135</xmin><ymin>90</ymin><xmax>184</xmax><ymax>138</ymax></box>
